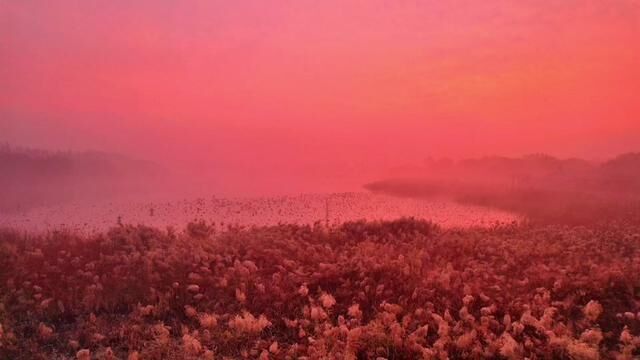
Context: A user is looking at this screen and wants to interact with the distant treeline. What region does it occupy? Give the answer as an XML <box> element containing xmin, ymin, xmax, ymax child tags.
<box><xmin>365</xmin><ymin>153</ymin><xmax>640</xmax><ymax>225</ymax></box>
<box><xmin>0</xmin><ymin>144</ymin><xmax>164</xmax><ymax>212</ymax></box>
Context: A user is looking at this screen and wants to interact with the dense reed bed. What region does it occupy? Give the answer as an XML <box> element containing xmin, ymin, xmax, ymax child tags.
<box><xmin>1</xmin><ymin>218</ymin><xmax>640</xmax><ymax>359</ymax></box>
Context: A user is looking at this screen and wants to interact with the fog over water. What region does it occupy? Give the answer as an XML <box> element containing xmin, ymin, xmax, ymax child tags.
<box><xmin>3</xmin><ymin>2</ymin><xmax>640</xmax><ymax>359</ymax></box>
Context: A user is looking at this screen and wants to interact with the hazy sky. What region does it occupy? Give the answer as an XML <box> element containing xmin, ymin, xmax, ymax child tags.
<box><xmin>1</xmin><ymin>1</ymin><xmax>639</xmax><ymax>193</ymax></box>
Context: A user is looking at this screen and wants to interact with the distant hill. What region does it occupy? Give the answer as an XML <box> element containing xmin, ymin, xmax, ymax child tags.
<box><xmin>0</xmin><ymin>144</ymin><xmax>165</xmax><ymax>212</ymax></box>
<box><xmin>599</xmin><ymin>153</ymin><xmax>640</xmax><ymax>192</ymax></box>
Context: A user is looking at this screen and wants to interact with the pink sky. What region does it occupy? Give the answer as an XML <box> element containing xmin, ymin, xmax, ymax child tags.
<box><xmin>1</xmin><ymin>1</ymin><xmax>639</xmax><ymax>194</ymax></box>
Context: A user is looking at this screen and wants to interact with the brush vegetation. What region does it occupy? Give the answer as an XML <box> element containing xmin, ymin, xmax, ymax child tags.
<box><xmin>2</xmin><ymin>217</ymin><xmax>640</xmax><ymax>359</ymax></box>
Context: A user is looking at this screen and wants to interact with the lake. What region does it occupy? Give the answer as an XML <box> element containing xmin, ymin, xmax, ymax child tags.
<box><xmin>0</xmin><ymin>192</ymin><xmax>520</xmax><ymax>233</ymax></box>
